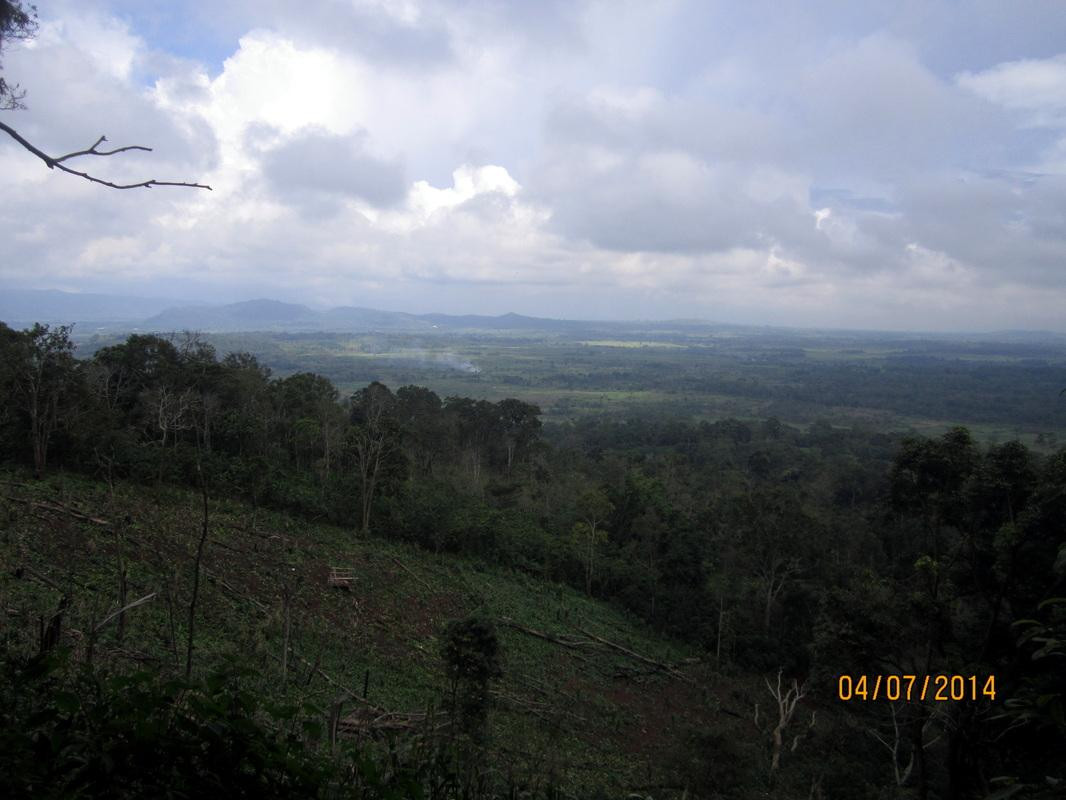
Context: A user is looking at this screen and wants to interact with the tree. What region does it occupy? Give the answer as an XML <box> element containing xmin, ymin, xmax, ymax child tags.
<box><xmin>753</xmin><ymin>670</ymin><xmax>814</xmax><ymax>784</ymax></box>
<box><xmin>574</xmin><ymin>488</ymin><xmax>613</xmax><ymax>596</ymax></box>
<box><xmin>495</xmin><ymin>398</ymin><xmax>541</xmax><ymax>474</ymax></box>
<box><xmin>0</xmin><ymin>1</ymin><xmax>210</xmax><ymax>189</ymax></box>
<box><xmin>441</xmin><ymin>616</ymin><xmax>503</xmax><ymax>743</ymax></box>
<box><xmin>92</xmin><ymin>334</ymin><xmax>184</xmax><ymax>418</ymax></box>
<box><xmin>0</xmin><ymin>0</ymin><xmax>35</xmax><ymax>110</ymax></box>
<box><xmin>6</xmin><ymin>323</ymin><xmax>81</xmax><ymax>477</ymax></box>
<box><xmin>396</xmin><ymin>385</ymin><xmax>445</xmax><ymax>476</ymax></box>
<box><xmin>348</xmin><ymin>381</ymin><xmax>403</xmax><ymax>535</ymax></box>
<box><xmin>274</xmin><ymin>372</ymin><xmax>341</xmax><ymax>473</ymax></box>
<box><xmin>444</xmin><ymin>396</ymin><xmax>501</xmax><ymax>487</ymax></box>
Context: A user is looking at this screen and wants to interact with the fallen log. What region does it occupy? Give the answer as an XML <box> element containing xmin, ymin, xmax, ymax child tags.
<box><xmin>388</xmin><ymin>555</ymin><xmax>433</xmax><ymax>591</ymax></box>
<box><xmin>498</xmin><ymin>618</ymin><xmax>595</xmax><ymax>649</ymax></box>
<box><xmin>94</xmin><ymin>592</ymin><xmax>156</xmax><ymax>632</ymax></box>
<box><xmin>576</xmin><ymin>627</ymin><xmax>697</xmax><ymax>686</ymax></box>
<box><xmin>3</xmin><ymin>495</ymin><xmax>112</xmax><ymax>527</ymax></box>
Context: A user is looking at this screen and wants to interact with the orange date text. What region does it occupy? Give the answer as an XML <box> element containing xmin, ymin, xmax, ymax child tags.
<box><xmin>837</xmin><ymin>674</ymin><xmax>996</xmax><ymax>702</ymax></box>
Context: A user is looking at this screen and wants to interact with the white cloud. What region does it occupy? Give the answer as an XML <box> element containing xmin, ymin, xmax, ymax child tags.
<box><xmin>2</xmin><ymin>2</ymin><xmax>1066</xmax><ymax>330</ymax></box>
<box><xmin>958</xmin><ymin>54</ymin><xmax>1066</xmax><ymax>124</ymax></box>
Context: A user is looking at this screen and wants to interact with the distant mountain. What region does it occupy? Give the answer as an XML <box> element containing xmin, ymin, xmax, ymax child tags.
<box><xmin>0</xmin><ymin>291</ymin><xmax>726</xmax><ymax>335</ymax></box>
<box><xmin>143</xmin><ymin>300</ymin><xmax>432</xmax><ymax>332</ymax></box>
<box><xmin>321</xmin><ymin>306</ymin><xmax>431</xmax><ymax>330</ymax></box>
<box><xmin>14</xmin><ymin>289</ymin><xmax>1063</xmax><ymax>340</ymax></box>
<box><xmin>146</xmin><ymin>299</ymin><xmax>320</xmax><ymax>331</ymax></box>
<box><xmin>417</xmin><ymin>311</ymin><xmax>592</xmax><ymax>331</ymax></box>
<box><xmin>0</xmin><ymin>288</ymin><xmax>721</xmax><ymax>334</ymax></box>
<box><xmin>142</xmin><ymin>301</ymin><xmax>595</xmax><ymax>333</ymax></box>
<box><xmin>0</xmin><ymin>289</ymin><xmax>181</xmax><ymax>326</ymax></box>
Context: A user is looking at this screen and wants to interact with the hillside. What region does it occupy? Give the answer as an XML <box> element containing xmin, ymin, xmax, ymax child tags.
<box><xmin>3</xmin><ymin>322</ymin><xmax>1063</xmax><ymax>797</ymax></box>
<box><xmin>0</xmin><ymin>470</ymin><xmax>733</xmax><ymax>796</ymax></box>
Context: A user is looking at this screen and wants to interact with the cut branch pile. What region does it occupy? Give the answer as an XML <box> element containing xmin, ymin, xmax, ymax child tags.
<box><xmin>337</xmin><ymin>707</ymin><xmax>449</xmax><ymax>737</ymax></box>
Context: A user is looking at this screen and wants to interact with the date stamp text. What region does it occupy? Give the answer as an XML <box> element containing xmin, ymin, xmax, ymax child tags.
<box><xmin>837</xmin><ymin>675</ymin><xmax>996</xmax><ymax>702</ymax></box>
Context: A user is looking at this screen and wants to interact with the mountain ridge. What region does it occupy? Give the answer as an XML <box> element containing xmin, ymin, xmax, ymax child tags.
<box><xmin>9</xmin><ymin>289</ymin><xmax>1066</xmax><ymax>339</ymax></box>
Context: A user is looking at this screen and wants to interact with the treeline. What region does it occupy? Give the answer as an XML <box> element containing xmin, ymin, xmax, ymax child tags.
<box><xmin>534</xmin><ymin>356</ymin><xmax>1066</xmax><ymax>427</ymax></box>
<box><xmin>2</xmin><ymin>321</ymin><xmax>1066</xmax><ymax>796</ymax></box>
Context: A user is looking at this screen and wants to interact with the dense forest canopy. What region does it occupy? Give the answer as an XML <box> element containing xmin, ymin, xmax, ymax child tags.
<box><xmin>1</xmin><ymin>319</ymin><xmax>1064</xmax><ymax>798</ymax></box>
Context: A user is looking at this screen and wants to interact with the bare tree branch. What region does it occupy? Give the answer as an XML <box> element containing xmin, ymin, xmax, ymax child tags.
<box><xmin>53</xmin><ymin>135</ymin><xmax>152</xmax><ymax>163</ymax></box>
<box><xmin>755</xmin><ymin>669</ymin><xmax>811</xmax><ymax>780</ymax></box>
<box><xmin>0</xmin><ymin>120</ymin><xmax>212</xmax><ymax>190</ymax></box>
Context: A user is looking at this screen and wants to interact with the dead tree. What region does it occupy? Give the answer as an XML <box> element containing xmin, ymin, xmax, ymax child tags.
<box><xmin>757</xmin><ymin>556</ymin><xmax>799</xmax><ymax>633</ymax></box>
<box><xmin>0</xmin><ymin>122</ymin><xmax>212</xmax><ymax>190</ymax></box>
<box><xmin>2</xmin><ymin>0</ymin><xmax>203</xmax><ymax>188</ymax></box>
<box><xmin>754</xmin><ymin>669</ymin><xmax>815</xmax><ymax>782</ymax></box>
<box><xmin>145</xmin><ymin>385</ymin><xmax>197</xmax><ymax>484</ymax></box>
<box><xmin>866</xmin><ymin>701</ymin><xmax>945</xmax><ymax>790</ymax></box>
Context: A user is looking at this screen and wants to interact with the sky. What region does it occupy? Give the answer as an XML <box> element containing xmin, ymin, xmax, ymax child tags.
<box><xmin>2</xmin><ymin>0</ymin><xmax>1066</xmax><ymax>331</ymax></box>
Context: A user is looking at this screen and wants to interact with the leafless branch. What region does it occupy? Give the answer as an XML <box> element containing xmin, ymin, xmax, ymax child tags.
<box><xmin>93</xmin><ymin>592</ymin><xmax>156</xmax><ymax>633</ymax></box>
<box><xmin>756</xmin><ymin>669</ymin><xmax>811</xmax><ymax>778</ymax></box>
<box><xmin>0</xmin><ymin>120</ymin><xmax>212</xmax><ymax>190</ymax></box>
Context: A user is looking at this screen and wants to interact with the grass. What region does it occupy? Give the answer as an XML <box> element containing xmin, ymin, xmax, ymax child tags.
<box><xmin>0</xmin><ymin>468</ymin><xmax>714</xmax><ymax>795</ymax></box>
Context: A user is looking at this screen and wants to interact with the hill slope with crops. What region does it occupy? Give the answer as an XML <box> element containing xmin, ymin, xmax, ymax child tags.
<box><xmin>0</xmin><ymin>470</ymin><xmax>741</xmax><ymax>797</ymax></box>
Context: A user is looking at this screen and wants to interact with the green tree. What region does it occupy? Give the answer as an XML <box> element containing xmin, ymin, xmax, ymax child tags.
<box><xmin>348</xmin><ymin>381</ymin><xmax>403</xmax><ymax>535</ymax></box>
<box><xmin>396</xmin><ymin>385</ymin><xmax>445</xmax><ymax>475</ymax></box>
<box><xmin>6</xmin><ymin>323</ymin><xmax>82</xmax><ymax>476</ymax></box>
<box><xmin>574</xmin><ymin>488</ymin><xmax>613</xmax><ymax>596</ymax></box>
<box><xmin>274</xmin><ymin>372</ymin><xmax>341</xmax><ymax>473</ymax></box>
<box><xmin>441</xmin><ymin>616</ymin><xmax>503</xmax><ymax>744</ymax></box>
<box><xmin>444</xmin><ymin>396</ymin><xmax>500</xmax><ymax>486</ymax></box>
<box><xmin>495</xmin><ymin>398</ymin><xmax>541</xmax><ymax>474</ymax></box>
<box><xmin>0</xmin><ymin>0</ymin><xmax>35</xmax><ymax>109</ymax></box>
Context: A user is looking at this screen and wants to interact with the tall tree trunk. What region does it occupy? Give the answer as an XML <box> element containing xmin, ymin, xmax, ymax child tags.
<box><xmin>281</xmin><ymin>585</ymin><xmax>292</xmax><ymax>682</ymax></box>
<box><xmin>716</xmin><ymin>595</ymin><xmax>726</xmax><ymax>668</ymax></box>
<box><xmin>585</xmin><ymin>524</ymin><xmax>595</xmax><ymax>596</ymax></box>
<box><xmin>911</xmin><ymin>710</ymin><xmax>929</xmax><ymax>800</ymax></box>
<box><xmin>30</xmin><ymin>394</ymin><xmax>47</xmax><ymax>477</ymax></box>
<box><xmin>185</xmin><ymin>466</ymin><xmax>210</xmax><ymax>680</ymax></box>
<box><xmin>361</xmin><ymin>457</ymin><xmax>379</xmax><ymax>535</ymax></box>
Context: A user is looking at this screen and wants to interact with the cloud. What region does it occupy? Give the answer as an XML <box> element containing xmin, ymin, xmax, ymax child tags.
<box><xmin>3</xmin><ymin>2</ymin><xmax>1066</xmax><ymax>331</ymax></box>
<box><xmin>262</xmin><ymin>130</ymin><xmax>406</xmax><ymax>208</ymax></box>
<box><xmin>536</xmin><ymin>148</ymin><xmax>814</xmax><ymax>254</ymax></box>
<box><xmin>957</xmin><ymin>54</ymin><xmax>1066</xmax><ymax>124</ymax></box>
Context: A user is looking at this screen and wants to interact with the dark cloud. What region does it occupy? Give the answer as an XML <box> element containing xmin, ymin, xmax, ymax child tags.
<box><xmin>535</xmin><ymin>150</ymin><xmax>804</xmax><ymax>254</ymax></box>
<box><xmin>261</xmin><ymin>130</ymin><xmax>406</xmax><ymax>208</ymax></box>
<box><xmin>897</xmin><ymin>172</ymin><xmax>1066</xmax><ymax>286</ymax></box>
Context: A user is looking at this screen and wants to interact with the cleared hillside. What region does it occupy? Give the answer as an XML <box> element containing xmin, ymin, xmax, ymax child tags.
<box><xmin>0</xmin><ymin>470</ymin><xmax>735</xmax><ymax>796</ymax></box>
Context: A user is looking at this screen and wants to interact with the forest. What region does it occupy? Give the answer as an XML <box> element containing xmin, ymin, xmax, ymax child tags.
<box><xmin>1</xmin><ymin>319</ymin><xmax>1064</xmax><ymax>799</ymax></box>
<box><xmin>73</xmin><ymin>326</ymin><xmax>1066</xmax><ymax>444</ymax></box>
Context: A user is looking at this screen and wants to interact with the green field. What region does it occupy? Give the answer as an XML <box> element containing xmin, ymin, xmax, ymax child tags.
<box><xmin>76</xmin><ymin>326</ymin><xmax>1066</xmax><ymax>445</ymax></box>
